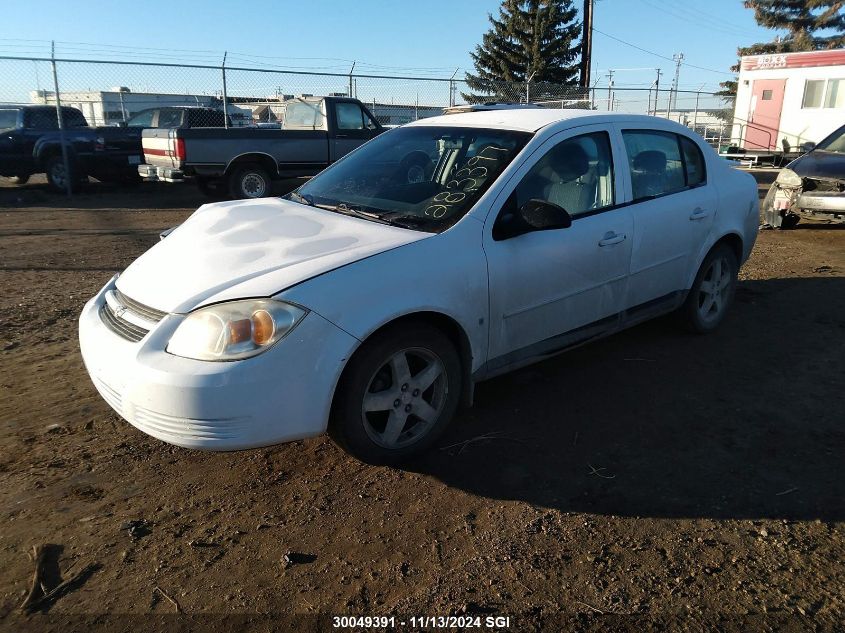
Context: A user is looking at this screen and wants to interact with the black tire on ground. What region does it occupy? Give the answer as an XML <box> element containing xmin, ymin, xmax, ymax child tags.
<box><xmin>329</xmin><ymin>322</ymin><xmax>462</xmax><ymax>464</ymax></box>
<box><xmin>9</xmin><ymin>175</ymin><xmax>30</xmax><ymax>185</ymax></box>
<box><xmin>228</xmin><ymin>164</ymin><xmax>271</xmax><ymax>199</ymax></box>
<box><xmin>680</xmin><ymin>243</ymin><xmax>739</xmax><ymax>334</ymax></box>
<box><xmin>45</xmin><ymin>155</ymin><xmax>77</xmax><ymax>193</ymax></box>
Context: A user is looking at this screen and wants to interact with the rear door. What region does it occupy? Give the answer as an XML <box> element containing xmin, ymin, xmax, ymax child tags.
<box><xmin>330</xmin><ymin>101</ymin><xmax>381</xmax><ymax>161</ymax></box>
<box><xmin>0</xmin><ymin>109</ymin><xmax>21</xmax><ymax>173</ymax></box>
<box><xmin>746</xmin><ymin>79</ymin><xmax>785</xmax><ymax>150</ymax></box>
<box><xmin>621</xmin><ymin>128</ymin><xmax>716</xmax><ymax>311</ymax></box>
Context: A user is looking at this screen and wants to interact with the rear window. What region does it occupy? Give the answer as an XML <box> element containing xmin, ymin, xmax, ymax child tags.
<box><xmin>283</xmin><ymin>101</ymin><xmax>324</xmax><ymax>129</ymax></box>
<box><xmin>0</xmin><ymin>109</ymin><xmax>18</xmax><ymax>130</ymax></box>
<box><xmin>187</xmin><ymin>109</ymin><xmax>225</xmax><ymax>127</ymax></box>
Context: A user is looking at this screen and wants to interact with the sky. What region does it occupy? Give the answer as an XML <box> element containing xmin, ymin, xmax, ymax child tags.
<box><xmin>0</xmin><ymin>0</ymin><xmax>789</xmax><ymax>96</ymax></box>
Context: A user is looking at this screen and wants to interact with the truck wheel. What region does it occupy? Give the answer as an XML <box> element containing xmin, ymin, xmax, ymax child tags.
<box><xmin>45</xmin><ymin>155</ymin><xmax>76</xmax><ymax>193</ymax></box>
<box><xmin>229</xmin><ymin>164</ymin><xmax>270</xmax><ymax>199</ymax></box>
<box><xmin>9</xmin><ymin>175</ymin><xmax>30</xmax><ymax>185</ymax></box>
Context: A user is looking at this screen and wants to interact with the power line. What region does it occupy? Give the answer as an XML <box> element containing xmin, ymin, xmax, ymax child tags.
<box><xmin>592</xmin><ymin>28</ymin><xmax>732</xmax><ymax>75</ymax></box>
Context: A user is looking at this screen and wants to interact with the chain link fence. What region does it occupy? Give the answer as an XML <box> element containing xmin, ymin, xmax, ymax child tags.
<box><xmin>0</xmin><ymin>54</ymin><xmax>735</xmax><ymax>137</ymax></box>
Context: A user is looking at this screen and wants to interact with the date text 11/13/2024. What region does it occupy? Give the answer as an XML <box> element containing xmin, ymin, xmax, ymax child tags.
<box><xmin>332</xmin><ymin>615</ymin><xmax>512</xmax><ymax>628</ymax></box>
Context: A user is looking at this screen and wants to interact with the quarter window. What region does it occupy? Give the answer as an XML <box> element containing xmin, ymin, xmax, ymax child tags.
<box><xmin>510</xmin><ymin>132</ymin><xmax>615</xmax><ymax>217</ymax></box>
<box><xmin>680</xmin><ymin>136</ymin><xmax>706</xmax><ymax>186</ymax></box>
<box><xmin>156</xmin><ymin>109</ymin><xmax>183</xmax><ymax>128</ymax></box>
<box><xmin>623</xmin><ymin>130</ymin><xmax>686</xmax><ymax>200</ymax></box>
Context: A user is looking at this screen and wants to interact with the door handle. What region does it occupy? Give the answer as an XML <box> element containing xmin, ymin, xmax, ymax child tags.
<box><xmin>689</xmin><ymin>207</ymin><xmax>710</xmax><ymax>220</ymax></box>
<box><xmin>598</xmin><ymin>232</ymin><xmax>626</xmax><ymax>247</ymax></box>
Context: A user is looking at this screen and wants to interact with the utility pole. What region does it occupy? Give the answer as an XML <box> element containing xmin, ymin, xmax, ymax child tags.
<box><xmin>652</xmin><ymin>68</ymin><xmax>662</xmax><ymax>116</ymax></box>
<box><xmin>606</xmin><ymin>69</ymin><xmax>614</xmax><ymax>111</ymax></box>
<box><xmin>579</xmin><ymin>0</ymin><xmax>594</xmax><ymax>89</ymax></box>
<box><xmin>670</xmin><ymin>52</ymin><xmax>684</xmax><ymax>113</ymax></box>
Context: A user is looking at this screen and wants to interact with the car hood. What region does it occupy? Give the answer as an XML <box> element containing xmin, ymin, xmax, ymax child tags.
<box><xmin>789</xmin><ymin>151</ymin><xmax>845</xmax><ymax>181</ymax></box>
<box><xmin>116</xmin><ymin>197</ymin><xmax>429</xmax><ymax>313</ymax></box>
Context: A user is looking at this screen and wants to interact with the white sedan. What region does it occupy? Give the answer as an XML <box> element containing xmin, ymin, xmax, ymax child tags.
<box><xmin>79</xmin><ymin>109</ymin><xmax>759</xmax><ymax>463</ymax></box>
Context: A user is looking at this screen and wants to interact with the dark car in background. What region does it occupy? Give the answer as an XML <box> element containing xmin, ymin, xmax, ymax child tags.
<box><xmin>0</xmin><ymin>105</ymin><xmax>142</xmax><ymax>191</ymax></box>
<box><xmin>116</xmin><ymin>106</ymin><xmax>229</xmax><ymax>130</ymax></box>
<box><xmin>763</xmin><ymin>123</ymin><xmax>845</xmax><ymax>228</ymax></box>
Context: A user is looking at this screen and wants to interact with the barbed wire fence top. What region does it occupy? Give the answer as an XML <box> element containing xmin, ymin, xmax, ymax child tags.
<box><xmin>0</xmin><ymin>53</ymin><xmax>734</xmax><ymax>135</ymax></box>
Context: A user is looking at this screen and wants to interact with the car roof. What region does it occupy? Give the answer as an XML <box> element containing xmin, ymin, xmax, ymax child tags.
<box><xmin>407</xmin><ymin>108</ymin><xmax>685</xmax><ymax>133</ymax></box>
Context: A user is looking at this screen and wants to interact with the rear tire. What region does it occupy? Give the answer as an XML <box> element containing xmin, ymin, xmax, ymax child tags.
<box><xmin>228</xmin><ymin>164</ymin><xmax>271</xmax><ymax>199</ymax></box>
<box><xmin>330</xmin><ymin>323</ymin><xmax>462</xmax><ymax>464</ymax></box>
<box><xmin>680</xmin><ymin>244</ymin><xmax>738</xmax><ymax>334</ymax></box>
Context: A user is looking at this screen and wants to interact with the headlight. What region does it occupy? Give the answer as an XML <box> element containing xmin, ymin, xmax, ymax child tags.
<box><xmin>167</xmin><ymin>299</ymin><xmax>306</xmax><ymax>361</ymax></box>
<box><xmin>776</xmin><ymin>168</ymin><xmax>803</xmax><ymax>187</ymax></box>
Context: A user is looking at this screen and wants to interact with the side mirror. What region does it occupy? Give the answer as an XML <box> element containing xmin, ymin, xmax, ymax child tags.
<box><xmin>493</xmin><ymin>198</ymin><xmax>572</xmax><ymax>240</ymax></box>
<box><xmin>800</xmin><ymin>142</ymin><xmax>815</xmax><ymax>154</ymax></box>
<box><xmin>116</xmin><ymin>121</ymin><xmax>128</xmax><ymax>128</ymax></box>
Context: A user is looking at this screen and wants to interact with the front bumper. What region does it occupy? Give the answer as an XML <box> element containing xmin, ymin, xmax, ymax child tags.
<box><xmin>797</xmin><ymin>191</ymin><xmax>845</xmax><ymax>214</ymax></box>
<box><xmin>138</xmin><ymin>164</ymin><xmax>185</xmax><ymax>183</ymax></box>
<box><xmin>78</xmin><ymin>276</ymin><xmax>359</xmax><ymax>450</ymax></box>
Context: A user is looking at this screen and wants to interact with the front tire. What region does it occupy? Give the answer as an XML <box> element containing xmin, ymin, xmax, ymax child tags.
<box><xmin>680</xmin><ymin>244</ymin><xmax>738</xmax><ymax>334</ymax></box>
<box><xmin>45</xmin><ymin>155</ymin><xmax>76</xmax><ymax>192</ymax></box>
<box><xmin>330</xmin><ymin>323</ymin><xmax>462</xmax><ymax>464</ymax></box>
<box><xmin>228</xmin><ymin>164</ymin><xmax>271</xmax><ymax>199</ymax></box>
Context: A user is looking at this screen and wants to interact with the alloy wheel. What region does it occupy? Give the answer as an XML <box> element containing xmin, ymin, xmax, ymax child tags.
<box><xmin>697</xmin><ymin>255</ymin><xmax>732</xmax><ymax>324</ymax></box>
<box><xmin>361</xmin><ymin>347</ymin><xmax>447</xmax><ymax>449</ymax></box>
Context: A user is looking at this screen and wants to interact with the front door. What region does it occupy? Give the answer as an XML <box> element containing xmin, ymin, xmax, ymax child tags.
<box><xmin>746</xmin><ymin>79</ymin><xmax>785</xmax><ymax>150</ymax></box>
<box><xmin>484</xmin><ymin>126</ymin><xmax>633</xmax><ymax>367</ymax></box>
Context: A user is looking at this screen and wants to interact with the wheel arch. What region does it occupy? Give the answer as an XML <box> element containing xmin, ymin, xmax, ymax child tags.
<box><xmin>224</xmin><ymin>152</ymin><xmax>278</xmax><ymax>178</ymax></box>
<box><xmin>331</xmin><ymin>310</ymin><xmax>476</xmax><ymax>416</ymax></box>
<box><xmin>688</xmin><ymin>232</ymin><xmax>744</xmax><ymax>289</ymax></box>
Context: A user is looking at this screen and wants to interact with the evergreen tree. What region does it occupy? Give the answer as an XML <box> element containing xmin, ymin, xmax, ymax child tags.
<box><xmin>719</xmin><ymin>1</ymin><xmax>845</xmax><ymax>98</ymax></box>
<box><xmin>464</xmin><ymin>0</ymin><xmax>582</xmax><ymax>103</ymax></box>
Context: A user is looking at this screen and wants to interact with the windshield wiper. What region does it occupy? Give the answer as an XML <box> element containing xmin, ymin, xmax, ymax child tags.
<box><xmin>285</xmin><ymin>191</ymin><xmax>314</xmax><ymax>206</ymax></box>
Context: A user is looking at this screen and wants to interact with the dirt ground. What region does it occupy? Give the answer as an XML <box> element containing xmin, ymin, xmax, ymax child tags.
<box><xmin>0</xmin><ymin>174</ymin><xmax>843</xmax><ymax>632</ymax></box>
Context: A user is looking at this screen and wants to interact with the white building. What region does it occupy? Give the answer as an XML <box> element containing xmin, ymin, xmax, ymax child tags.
<box><xmin>30</xmin><ymin>88</ymin><xmax>252</xmax><ymax>126</ymax></box>
<box><xmin>732</xmin><ymin>49</ymin><xmax>845</xmax><ymax>151</ymax></box>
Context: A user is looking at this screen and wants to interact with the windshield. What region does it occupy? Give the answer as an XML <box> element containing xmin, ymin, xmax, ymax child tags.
<box><xmin>285</xmin><ymin>125</ymin><xmax>532</xmax><ymax>232</ymax></box>
<box><xmin>815</xmin><ymin>125</ymin><xmax>845</xmax><ymax>153</ymax></box>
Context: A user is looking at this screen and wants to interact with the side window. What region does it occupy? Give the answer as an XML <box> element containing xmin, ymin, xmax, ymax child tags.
<box><xmin>802</xmin><ymin>80</ymin><xmax>825</xmax><ymax>109</ymax></box>
<box><xmin>26</xmin><ymin>109</ymin><xmax>58</xmax><ymax>129</ymax></box>
<box><xmin>623</xmin><ymin>130</ymin><xmax>686</xmax><ymax>200</ymax></box>
<box><xmin>335</xmin><ymin>102</ymin><xmax>365</xmax><ymax>130</ymax></box>
<box><xmin>511</xmin><ymin>132</ymin><xmax>615</xmax><ymax>217</ymax></box>
<box><xmin>127</xmin><ymin>110</ymin><xmax>155</xmax><ymax>127</ymax></box>
<box><xmin>680</xmin><ymin>136</ymin><xmax>706</xmax><ymax>187</ymax></box>
<box><xmin>156</xmin><ymin>109</ymin><xmax>183</xmax><ymax>128</ymax></box>
<box><xmin>63</xmin><ymin>108</ymin><xmax>88</xmax><ymax>128</ymax></box>
<box><xmin>0</xmin><ymin>109</ymin><xmax>18</xmax><ymax>130</ymax></box>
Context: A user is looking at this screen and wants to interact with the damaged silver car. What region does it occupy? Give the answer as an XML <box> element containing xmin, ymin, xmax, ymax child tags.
<box><xmin>762</xmin><ymin>123</ymin><xmax>845</xmax><ymax>229</ymax></box>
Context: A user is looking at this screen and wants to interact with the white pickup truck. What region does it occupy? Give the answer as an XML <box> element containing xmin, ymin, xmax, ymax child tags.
<box><xmin>138</xmin><ymin>97</ymin><xmax>384</xmax><ymax>198</ymax></box>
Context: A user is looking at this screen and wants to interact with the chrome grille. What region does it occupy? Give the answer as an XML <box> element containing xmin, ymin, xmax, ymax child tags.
<box><xmin>99</xmin><ymin>290</ymin><xmax>165</xmax><ymax>342</ymax></box>
<box><xmin>114</xmin><ymin>289</ymin><xmax>167</xmax><ymax>322</ymax></box>
<box><xmin>99</xmin><ymin>303</ymin><xmax>147</xmax><ymax>341</ymax></box>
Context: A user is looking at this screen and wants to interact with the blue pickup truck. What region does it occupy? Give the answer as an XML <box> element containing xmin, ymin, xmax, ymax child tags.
<box><xmin>0</xmin><ymin>105</ymin><xmax>143</xmax><ymax>191</ymax></box>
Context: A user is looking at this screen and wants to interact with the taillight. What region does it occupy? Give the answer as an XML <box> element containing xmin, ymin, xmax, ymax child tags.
<box><xmin>174</xmin><ymin>138</ymin><xmax>186</xmax><ymax>161</ymax></box>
